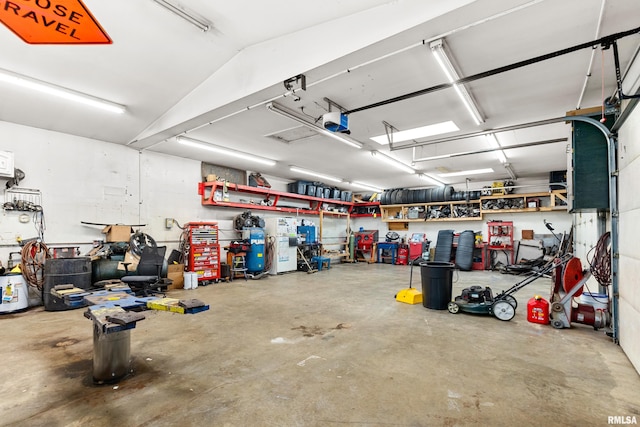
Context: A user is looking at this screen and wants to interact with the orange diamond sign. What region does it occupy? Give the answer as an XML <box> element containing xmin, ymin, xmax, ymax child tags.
<box><xmin>0</xmin><ymin>0</ymin><xmax>111</xmax><ymax>44</ymax></box>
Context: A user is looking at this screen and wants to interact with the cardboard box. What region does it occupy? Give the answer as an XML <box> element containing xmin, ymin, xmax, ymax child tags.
<box><xmin>167</xmin><ymin>263</ymin><xmax>185</xmax><ymax>289</ymax></box>
<box><xmin>522</xmin><ymin>230</ymin><xmax>534</xmax><ymax>240</ymax></box>
<box><xmin>101</xmin><ymin>225</ymin><xmax>134</xmax><ymax>242</ymax></box>
<box><xmin>117</xmin><ymin>251</ymin><xmax>139</xmax><ymax>272</ymax></box>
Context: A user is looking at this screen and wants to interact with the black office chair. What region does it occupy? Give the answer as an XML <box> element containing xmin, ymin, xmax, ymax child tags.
<box><xmin>121</xmin><ymin>245</ymin><xmax>172</xmax><ymax>296</ymax></box>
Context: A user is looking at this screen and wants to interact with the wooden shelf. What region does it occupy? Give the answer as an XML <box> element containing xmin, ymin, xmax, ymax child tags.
<box><xmin>378</xmin><ymin>190</ymin><xmax>568</xmax><ymax>222</ymax></box>
<box><xmin>480</xmin><ymin>190</ymin><xmax>567</xmax><ymax>215</ymax></box>
<box><xmin>380</xmin><ymin>200</ymin><xmax>481</xmax><ymax>222</ymax></box>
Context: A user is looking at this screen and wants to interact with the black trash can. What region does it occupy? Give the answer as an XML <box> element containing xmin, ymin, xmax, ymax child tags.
<box><xmin>421</xmin><ymin>261</ymin><xmax>454</xmax><ymax>310</ymax></box>
<box><xmin>44</xmin><ymin>257</ymin><xmax>92</xmax><ymax>311</ymax></box>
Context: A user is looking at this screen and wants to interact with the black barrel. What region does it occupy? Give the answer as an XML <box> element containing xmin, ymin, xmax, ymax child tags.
<box><xmin>421</xmin><ymin>261</ymin><xmax>454</xmax><ymax>309</ymax></box>
<box><xmin>43</xmin><ymin>257</ymin><xmax>92</xmax><ymax>311</ymax></box>
<box><xmin>455</xmin><ymin>230</ymin><xmax>475</xmax><ymax>271</ymax></box>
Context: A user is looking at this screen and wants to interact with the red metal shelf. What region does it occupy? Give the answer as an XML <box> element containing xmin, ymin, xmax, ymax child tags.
<box><xmin>199</xmin><ymin>181</ymin><xmax>355</xmax><ymax>215</ymax></box>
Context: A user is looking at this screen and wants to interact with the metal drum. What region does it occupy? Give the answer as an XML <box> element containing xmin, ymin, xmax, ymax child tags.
<box><xmin>0</xmin><ymin>274</ymin><xmax>29</xmax><ymax>313</ymax></box>
<box><xmin>92</xmin><ymin>324</ymin><xmax>132</xmax><ymax>384</ymax></box>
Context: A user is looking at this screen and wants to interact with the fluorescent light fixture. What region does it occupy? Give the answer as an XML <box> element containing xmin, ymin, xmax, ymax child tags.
<box><xmin>370</xmin><ymin>121</ymin><xmax>459</xmax><ymax>145</ymax></box>
<box><xmin>350</xmin><ymin>181</ymin><xmax>383</xmax><ymax>193</ymax></box>
<box><xmin>290</xmin><ymin>166</ymin><xmax>342</xmax><ymax>183</ymax></box>
<box><xmin>371</xmin><ymin>151</ymin><xmax>415</xmax><ymax>174</ymax></box>
<box><xmin>177</xmin><ymin>136</ymin><xmax>276</xmax><ymax>166</ymax></box>
<box><xmin>417</xmin><ymin>173</ymin><xmax>445</xmax><ymax>186</ymax></box>
<box><xmin>266</xmin><ymin>102</ymin><xmax>362</xmax><ymax>149</ymax></box>
<box><xmin>152</xmin><ymin>0</ymin><xmax>211</xmax><ymax>31</ymax></box>
<box><xmin>0</xmin><ymin>68</ymin><xmax>126</xmax><ymax>114</ymax></box>
<box><xmin>437</xmin><ymin>168</ymin><xmax>494</xmax><ymax>178</ymax></box>
<box><xmin>504</xmin><ymin>163</ymin><xmax>517</xmax><ymax>180</ymax></box>
<box><xmin>486</xmin><ymin>134</ymin><xmax>508</xmax><ymax>163</ymax></box>
<box><xmin>430</xmin><ymin>39</ymin><xmax>484</xmax><ymax>126</ymax></box>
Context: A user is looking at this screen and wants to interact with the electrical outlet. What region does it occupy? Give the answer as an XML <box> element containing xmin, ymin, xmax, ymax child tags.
<box><xmin>165</xmin><ymin>218</ymin><xmax>173</xmax><ymax>229</ymax></box>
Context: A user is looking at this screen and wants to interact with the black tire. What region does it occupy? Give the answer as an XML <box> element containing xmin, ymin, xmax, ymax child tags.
<box><xmin>401</xmin><ymin>189</ymin><xmax>411</xmax><ymax>204</ymax></box>
<box><xmin>455</xmin><ymin>230</ymin><xmax>475</xmax><ymax>271</ymax></box>
<box><xmin>444</xmin><ymin>185</ymin><xmax>455</xmax><ymax>201</ymax></box>
<box><xmin>399</xmin><ymin>189</ymin><xmax>407</xmax><ymax>204</ymax></box>
<box><xmin>433</xmin><ymin>229</ymin><xmax>455</xmax><ymax>263</ymax></box>
<box><xmin>382</xmin><ymin>190</ymin><xmax>390</xmax><ymax>205</ymax></box>
<box><xmin>409</xmin><ymin>190</ymin><xmax>418</xmax><ymax>203</ymax></box>
<box><xmin>391</xmin><ymin>189</ymin><xmax>401</xmax><ymax>205</ymax></box>
<box><xmin>424</xmin><ymin>188</ymin><xmax>433</xmax><ymax>203</ymax></box>
<box><xmin>432</xmin><ymin>186</ymin><xmax>443</xmax><ymax>202</ymax></box>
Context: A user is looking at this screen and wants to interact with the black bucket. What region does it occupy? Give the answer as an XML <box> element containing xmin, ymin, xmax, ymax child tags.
<box><xmin>43</xmin><ymin>257</ymin><xmax>92</xmax><ymax>311</ymax></box>
<box><xmin>420</xmin><ymin>261</ymin><xmax>454</xmax><ymax>310</ymax></box>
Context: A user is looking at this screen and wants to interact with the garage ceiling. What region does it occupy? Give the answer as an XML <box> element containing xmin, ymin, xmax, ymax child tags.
<box><xmin>1</xmin><ymin>0</ymin><xmax>639</xmax><ymax>193</ymax></box>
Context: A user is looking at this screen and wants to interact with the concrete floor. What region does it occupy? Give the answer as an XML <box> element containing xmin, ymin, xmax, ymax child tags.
<box><xmin>1</xmin><ymin>263</ymin><xmax>639</xmax><ymax>427</ymax></box>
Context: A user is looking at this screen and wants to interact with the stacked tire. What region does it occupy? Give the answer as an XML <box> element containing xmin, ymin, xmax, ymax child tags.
<box><xmin>455</xmin><ymin>230</ymin><xmax>475</xmax><ymax>271</ymax></box>
<box><xmin>433</xmin><ymin>229</ymin><xmax>455</xmax><ymax>263</ymax></box>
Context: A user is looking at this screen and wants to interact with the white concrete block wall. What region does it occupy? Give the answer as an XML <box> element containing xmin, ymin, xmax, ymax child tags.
<box><xmin>618</xmin><ymin>101</ymin><xmax>640</xmax><ymax>374</ymax></box>
<box><xmin>0</xmin><ymin>121</ymin><xmax>230</xmax><ymax>261</ymax></box>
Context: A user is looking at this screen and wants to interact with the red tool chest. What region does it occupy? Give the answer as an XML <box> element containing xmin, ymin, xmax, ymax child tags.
<box><xmin>187</xmin><ymin>222</ymin><xmax>220</xmax><ymax>282</ymax></box>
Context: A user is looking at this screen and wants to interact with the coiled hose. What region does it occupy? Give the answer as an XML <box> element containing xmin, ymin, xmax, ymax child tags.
<box><xmin>20</xmin><ymin>241</ymin><xmax>51</xmax><ymax>290</ymax></box>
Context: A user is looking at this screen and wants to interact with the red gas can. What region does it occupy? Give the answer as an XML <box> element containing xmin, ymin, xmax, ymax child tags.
<box><xmin>396</xmin><ymin>245</ymin><xmax>408</xmax><ymax>265</ymax></box>
<box><xmin>527</xmin><ymin>295</ymin><xmax>549</xmax><ymax>324</ymax></box>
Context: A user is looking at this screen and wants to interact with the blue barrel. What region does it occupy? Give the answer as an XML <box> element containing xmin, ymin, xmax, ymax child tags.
<box><xmin>245</xmin><ymin>228</ymin><xmax>265</xmax><ymax>273</ymax></box>
<box><xmin>421</xmin><ymin>261</ymin><xmax>454</xmax><ymax>310</ymax></box>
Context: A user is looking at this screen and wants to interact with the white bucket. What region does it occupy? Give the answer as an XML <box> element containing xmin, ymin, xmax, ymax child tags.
<box><xmin>183</xmin><ymin>272</ymin><xmax>193</xmax><ymax>290</ymax></box>
<box><xmin>580</xmin><ymin>292</ymin><xmax>609</xmax><ymax>310</ymax></box>
<box><xmin>183</xmin><ymin>272</ymin><xmax>198</xmax><ymax>290</ymax></box>
<box><xmin>0</xmin><ymin>274</ymin><xmax>29</xmax><ymax>313</ymax></box>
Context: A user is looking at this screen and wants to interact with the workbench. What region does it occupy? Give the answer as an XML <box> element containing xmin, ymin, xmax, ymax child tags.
<box><xmin>376</xmin><ymin>242</ymin><xmax>398</xmax><ymax>264</ymax></box>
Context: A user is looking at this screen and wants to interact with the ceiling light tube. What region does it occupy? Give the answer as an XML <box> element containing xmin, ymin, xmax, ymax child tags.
<box><xmin>486</xmin><ymin>134</ymin><xmax>508</xmax><ymax>163</ymax></box>
<box><xmin>290</xmin><ymin>166</ymin><xmax>342</xmax><ymax>183</ymax></box>
<box><xmin>177</xmin><ymin>136</ymin><xmax>276</xmax><ymax>166</ymax></box>
<box><xmin>417</xmin><ymin>173</ymin><xmax>445</xmax><ymax>186</ymax></box>
<box><xmin>267</xmin><ymin>102</ymin><xmax>362</xmax><ymax>149</ymax></box>
<box><xmin>350</xmin><ymin>181</ymin><xmax>383</xmax><ymax>193</ymax></box>
<box><xmin>371</xmin><ymin>150</ymin><xmax>415</xmax><ymax>174</ymax></box>
<box><xmin>370</xmin><ymin>121</ymin><xmax>459</xmax><ymax>145</ymax></box>
<box><xmin>0</xmin><ymin>68</ymin><xmax>126</xmax><ymax>114</ymax></box>
<box><xmin>437</xmin><ymin>168</ymin><xmax>494</xmax><ymax>178</ymax></box>
<box><xmin>430</xmin><ymin>39</ymin><xmax>484</xmax><ymax>125</ymax></box>
<box><xmin>152</xmin><ymin>0</ymin><xmax>211</xmax><ymax>31</ymax></box>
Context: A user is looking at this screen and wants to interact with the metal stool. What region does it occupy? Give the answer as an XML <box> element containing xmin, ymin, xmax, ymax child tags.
<box><xmin>311</xmin><ymin>256</ymin><xmax>331</xmax><ymax>271</ymax></box>
<box><xmin>231</xmin><ymin>255</ymin><xmax>248</xmax><ymax>280</ymax></box>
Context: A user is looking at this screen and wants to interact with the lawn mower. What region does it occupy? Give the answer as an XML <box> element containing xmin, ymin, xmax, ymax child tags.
<box><xmin>447</xmin><ymin>254</ymin><xmax>573</xmax><ymax>320</ymax></box>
